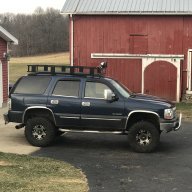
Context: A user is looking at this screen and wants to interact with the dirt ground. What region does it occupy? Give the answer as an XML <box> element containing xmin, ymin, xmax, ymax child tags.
<box><xmin>0</xmin><ymin>107</ymin><xmax>39</xmax><ymax>154</ymax></box>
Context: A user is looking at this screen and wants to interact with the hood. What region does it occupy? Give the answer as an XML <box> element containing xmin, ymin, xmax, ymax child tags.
<box><xmin>129</xmin><ymin>93</ymin><xmax>174</xmax><ymax>108</ymax></box>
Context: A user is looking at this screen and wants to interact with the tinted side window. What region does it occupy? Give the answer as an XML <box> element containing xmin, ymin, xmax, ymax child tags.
<box><xmin>53</xmin><ymin>80</ymin><xmax>80</xmax><ymax>97</ymax></box>
<box><xmin>14</xmin><ymin>76</ymin><xmax>51</xmax><ymax>94</ymax></box>
<box><xmin>85</xmin><ymin>82</ymin><xmax>110</xmax><ymax>98</ymax></box>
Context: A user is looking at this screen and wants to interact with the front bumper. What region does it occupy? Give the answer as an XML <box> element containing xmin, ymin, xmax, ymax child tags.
<box><xmin>160</xmin><ymin>113</ymin><xmax>182</xmax><ymax>133</ymax></box>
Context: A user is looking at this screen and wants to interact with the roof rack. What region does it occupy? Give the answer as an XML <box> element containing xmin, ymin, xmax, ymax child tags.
<box><xmin>27</xmin><ymin>62</ymin><xmax>107</xmax><ymax>77</ymax></box>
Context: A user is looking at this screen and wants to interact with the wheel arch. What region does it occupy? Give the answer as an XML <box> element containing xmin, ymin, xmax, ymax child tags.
<box><xmin>22</xmin><ymin>106</ymin><xmax>56</xmax><ymax>125</ymax></box>
<box><xmin>125</xmin><ymin>110</ymin><xmax>160</xmax><ymax>131</ymax></box>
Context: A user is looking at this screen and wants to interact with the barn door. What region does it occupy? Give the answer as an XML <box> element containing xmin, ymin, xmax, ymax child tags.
<box><xmin>144</xmin><ymin>61</ymin><xmax>177</xmax><ymax>101</ymax></box>
<box><xmin>0</xmin><ymin>61</ymin><xmax>2</xmax><ymax>107</ymax></box>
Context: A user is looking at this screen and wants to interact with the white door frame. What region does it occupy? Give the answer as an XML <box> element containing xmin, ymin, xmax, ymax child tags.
<box><xmin>142</xmin><ymin>58</ymin><xmax>181</xmax><ymax>102</ymax></box>
<box><xmin>0</xmin><ymin>61</ymin><xmax>3</xmax><ymax>108</ymax></box>
<box><xmin>187</xmin><ymin>49</ymin><xmax>192</xmax><ymax>94</ymax></box>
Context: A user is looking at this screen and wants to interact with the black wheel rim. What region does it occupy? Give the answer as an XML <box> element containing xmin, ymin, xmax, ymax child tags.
<box><xmin>32</xmin><ymin>125</ymin><xmax>47</xmax><ymax>140</ymax></box>
<box><xmin>136</xmin><ymin>129</ymin><xmax>152</xmax><ymax>146</ymax></box>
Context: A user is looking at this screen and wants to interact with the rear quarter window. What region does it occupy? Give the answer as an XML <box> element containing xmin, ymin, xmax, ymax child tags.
<box><xmin>13</xmin><ymin>76</ymin><xmax>51</xmax><ymax>94</ymax></box>
<box><xmin>52</xmin><ymin>80</ymin><xmax>80</xmax><ymax>97</ymax></box>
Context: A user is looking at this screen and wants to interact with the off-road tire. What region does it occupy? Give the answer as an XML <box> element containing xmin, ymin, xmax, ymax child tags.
<box><xmin>25</xmin><ymin>117</ymin><xmax>57</xmax><ymax>147</ymax></box>
<box><xmin>128</xmin><ymin>121</ymin><xmax>160</xmax><ymax>153</ymax></box>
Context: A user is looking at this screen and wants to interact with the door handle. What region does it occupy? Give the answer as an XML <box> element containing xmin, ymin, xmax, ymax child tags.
<box><xmin>51</xmin><ymin>100</ymin><xmax>59</xmax><ymax>105</ymax></box>
<box><xmin>82</xmin><ymin>102</ymin><xmax>90</xmax><ymax>107</ymax></box>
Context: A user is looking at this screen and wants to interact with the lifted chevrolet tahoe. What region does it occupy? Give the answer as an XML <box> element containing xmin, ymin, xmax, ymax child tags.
<box><xmin>4</xmin><ymin>63</ymin><xmax>182</xmax><ymax>152</ymax></box>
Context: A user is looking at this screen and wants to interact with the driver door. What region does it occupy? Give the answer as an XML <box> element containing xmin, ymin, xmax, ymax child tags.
<box><xmin>81</xmin><ymin>80</ymin><xmax>125</xmax><ymax>131</ymax></box>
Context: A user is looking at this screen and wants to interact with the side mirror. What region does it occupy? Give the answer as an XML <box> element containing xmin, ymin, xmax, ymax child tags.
<box><xmin>104</xmin><ymin>89</ymin><xmax>116</xmax><ymax>101</ymax></box>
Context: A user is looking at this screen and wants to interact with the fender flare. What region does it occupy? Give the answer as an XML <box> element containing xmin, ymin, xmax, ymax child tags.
<box><xmin>22</xmin><ymin>106</ymin><xmax>56</xmax><ymax>125</ymax></box>
<box><xmin>125</xmin><ymin>110</ymin><xmax>160</xmax><ymax>129</ymax></box>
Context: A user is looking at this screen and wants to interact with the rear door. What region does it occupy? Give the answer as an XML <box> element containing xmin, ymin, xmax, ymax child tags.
<box><xmin>47</xmin><ymin>78</ymin><xmax>82</xmax><ymax>127</ymax></box>
<box><xmin>81</xmin><ymin>79</ymin><xmax>125</xmax><ymax>131</ymax></box>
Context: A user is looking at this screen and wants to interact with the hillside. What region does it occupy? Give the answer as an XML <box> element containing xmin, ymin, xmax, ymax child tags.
<box><xmin>9</xmin><ymin>52</ymin><xmax>70</xmax><ymax>83</ymax></box>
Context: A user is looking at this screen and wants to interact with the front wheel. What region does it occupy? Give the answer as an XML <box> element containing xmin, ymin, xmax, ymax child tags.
<box><xmin>25</xmin><ymin>117</ymin><xmax>57</xmax><ymax>147</ymax></box>
<box><xmin>128</xmin><ymin>121</ymin><xmax>160</xmax><ymax>153</ymax></box>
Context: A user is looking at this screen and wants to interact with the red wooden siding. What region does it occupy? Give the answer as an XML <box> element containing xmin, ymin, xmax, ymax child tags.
<box><xmin>144</xmin><ymin>61</ymin><xmax>177</xmax><ymax>101</ymax></box>
<box><xmin>106</xmin><ymin>59</ymin><xmax>142</xmax><ymax>93</ymax></box>
<box><xmin>0</xmin><ymin>37</ymin><xmax>8</xmax><ymax>103</ymax></box>
<box><xmin>72</xmin><ymin>15</ymin><xmax>192</xmax><ymax>100</ymax></box>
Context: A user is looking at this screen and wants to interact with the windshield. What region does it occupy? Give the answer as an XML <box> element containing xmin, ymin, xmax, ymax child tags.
<box><xmin>108</xmin><ymin>79</ymin><xmax>132</xmax><ymax>98</ymax></box>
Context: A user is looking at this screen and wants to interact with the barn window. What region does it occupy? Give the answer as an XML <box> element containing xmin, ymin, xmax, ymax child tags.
<box><xmin>129</xmin><ymin>34</ymin><xmax>148</xmax><ymax>54</ymax></box>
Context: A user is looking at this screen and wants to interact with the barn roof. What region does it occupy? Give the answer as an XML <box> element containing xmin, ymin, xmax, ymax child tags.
<box><xmin>61</xmin><ymin>0</ymin><xmax>192</xmax><ymax>15</ymax></box>
<box><xmin>0</xmin><ymin>26</ymin><xmax>18</xmax><ymax>45</ymax></box>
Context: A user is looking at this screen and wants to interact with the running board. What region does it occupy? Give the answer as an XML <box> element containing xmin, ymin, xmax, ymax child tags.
<box><xmin>59</xmin><ymin>129</ymin><xmax>127</xmax><ymax>135</ymax></box>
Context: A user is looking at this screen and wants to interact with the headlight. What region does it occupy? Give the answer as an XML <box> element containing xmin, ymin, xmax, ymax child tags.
<box><xmin>164</xmin><ymin>108</ymin><xmax>174</xmax><ymax>120</ymax></box>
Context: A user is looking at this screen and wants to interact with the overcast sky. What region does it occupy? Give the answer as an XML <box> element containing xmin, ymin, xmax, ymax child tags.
<box><xmin>0</xmin><ymin>0</ymin><xmax>66</xmax><ymax>14</ymax></box>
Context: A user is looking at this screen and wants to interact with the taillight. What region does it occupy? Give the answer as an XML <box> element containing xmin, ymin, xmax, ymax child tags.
<box><xmin>8</xmin><ymin>98</ymin><xmax>11</xmax><ymax>110</ymax></box>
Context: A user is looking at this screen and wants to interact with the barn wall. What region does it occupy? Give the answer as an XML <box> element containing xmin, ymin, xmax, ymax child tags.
<box><xmin>0</xmin><ymin>37</ymin><xmax>8</xmax><ymax>104</ymax></box>
<box><xmin>72</xmin><ymin>15</ymin><xmax>192</xmax><ymax>96</ymax></box>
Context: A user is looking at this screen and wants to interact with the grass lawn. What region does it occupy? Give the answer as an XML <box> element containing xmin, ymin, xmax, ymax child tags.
<box><xmin>0</xmin><ymin>152</ymin><xmax>88</xmax><ymax>192</ymax></box>
<box><xmin>9</xmin><ymin>52</ymin><xmax>70</xmax><ymax>83</ymax></box>
<box><xmin>176</xmin><ymin>102</ymin><xmax>192</xmax><ymax>121</ymax></box>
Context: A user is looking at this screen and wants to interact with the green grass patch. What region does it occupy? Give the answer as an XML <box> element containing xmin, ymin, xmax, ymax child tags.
<box><xmin>176</xmin><ymin>102</ymin><xmax>192</xmax><ymax>110</ymax></box>
<box><xmin>0</xmin><ymin>152</ymin><xmax>88</xmax><ymax>192</ymax></box>
<box><xmin>176</xmin><ymin>103</ymin><xmax>192</xmax><ymax>121</ymax></box>
<box><xmin>9</xmin><ymin>52</ymin><xmax>70</xmax><ymax>83</ymax></box>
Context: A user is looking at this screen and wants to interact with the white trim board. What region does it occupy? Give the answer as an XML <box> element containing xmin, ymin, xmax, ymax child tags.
<box><xmin>91</xmin><ymin>53</ymin><xmax>184</xmax><ymax>60</ymax></box>
<box><xmin>7</xmin><ymin>44</ymin><xmax>9</xmax><ymax>97</ymax></box>
<box><xmin>187</xmin><ymin>49</ymin><xmax>192</xmax><ymax>93</ymax></box>
<box><xmin>0</xmin><ymin>61</ymin><xmax>2</xmax><ymax>108</ymax></box>
<box><xmin>70</xmin><ymin>15</ymin><xmax>74</xmax><ymax>66</ymax></box>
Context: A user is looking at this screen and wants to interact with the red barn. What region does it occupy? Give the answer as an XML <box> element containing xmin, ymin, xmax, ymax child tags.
<box><xmin>61</xmin><ymin>0</ymin><xmax>192</xmax><ymax>102</ymax></box>
<box><xmin>0</xmin><ymin>26</ymin><xmax>18</xmax><ymax>107</ymax></box>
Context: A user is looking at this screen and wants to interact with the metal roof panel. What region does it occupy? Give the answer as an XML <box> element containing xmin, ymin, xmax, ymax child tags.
<box><xmin>152</xmin><ymin>0</ymin><xmax>157</xmax><ymax>12</ymax></box>
<box><xmin>61</xmin><ymin>0</ymin><xmax>80</xmax><ymax>13</ymax></box>
<box><xmin>139</xmin><ymin>0</ymin><xmax>146</xmax><ymax>12</ymax></box>
<box><xmin>144</xmin><ymin>0</ymin><xmax>150</xmax><ymax>11</ymax></box>
<box><xmin>177</xmin><ymin>0</ymin><xmax>181</xmax><ymax>12</ymax></box>
<box><xmin>76</xmin><ymin>0</ymin><xmax>86</xmax><ymax>12</ymax></box>
<box><xmin>124</xmin><ymin>0</ymin><xmax>133</xmax><ymax>12</ymax></box>
<box><xmin>84</xmin><ymin>0</ymin><xmax>93</xmax><ymax>12</ymax></box>
<box><xmin>117</xmin><ymin>0</ymin><xmax>127</xmax><ymax>12</ymax></box>
<box><xmin>160</xmin><ymin>0</ymin><xmax>166</xmax><ymax>12</ymax></box>
<box><xmin>61</xmin><ymin>0</ymin><xmax>192</xmax><ymax>15</ymax></box>
<box><xmin>165</xmin><ymin>0</ymin><xmax>171</xmax><ymax>12</ymax></box>
<box><xmin>189</xmin><ymin>0</ymin><xmax>192</xmax><ymax>12</ymax></box>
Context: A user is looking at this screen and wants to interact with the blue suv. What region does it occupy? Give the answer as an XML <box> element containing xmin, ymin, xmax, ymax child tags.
<box><xmin>4</xmin><ymin>63</ymin><xmax>182</xmax><ymax>152</ymax></box>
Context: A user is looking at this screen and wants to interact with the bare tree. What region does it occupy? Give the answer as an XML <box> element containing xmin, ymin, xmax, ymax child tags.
<box><xmin>0</xmin><ymin>8</ymin><xmax>69</xmax><ymax>56</ymax></box>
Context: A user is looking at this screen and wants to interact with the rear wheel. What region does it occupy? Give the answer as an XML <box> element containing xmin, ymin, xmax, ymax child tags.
<box><xmin>25</xmin><ymin>117</ymin><xmax>56</xmax><ymax>147</ymax></box>
<box><xmin>128</xmin><ymin>121</ymin><xmax>160</xmax><ymax>153</ymax></box>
